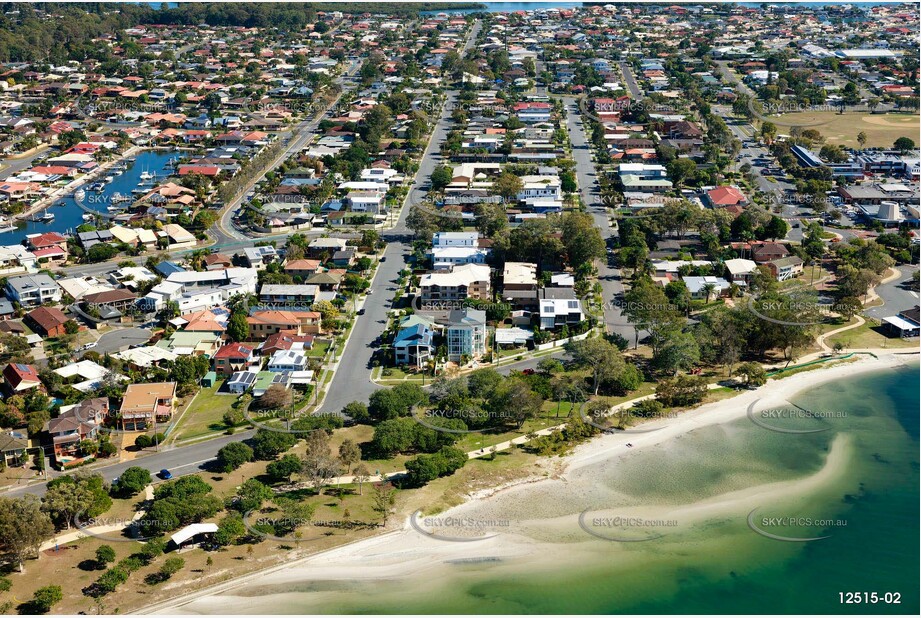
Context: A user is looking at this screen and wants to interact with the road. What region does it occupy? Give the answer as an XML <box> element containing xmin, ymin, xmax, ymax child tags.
<box><xmin>93</xmin><ymin>327</ymin><xmax>152</xmax><ymax>355</ymax></box>
<box><xmin>864</xmin><ymin>266</ymin><xmax>920</xmax><ymax>321</ymax></box>
<box><xmin>0</xmin><ymin>146</ymin><xmax>52</xmax><ymax>181</ymax></box>
<box><xmin>209</xmin><ymin>58</ymin><xmax>363</xmax><ymax>246</ymax></box>
<box><xmin>317</xmin><ymin>20</ymin><xmax>482</xmax><ymax>414</ymax></box>
<box><xmin>619</xmin><ymin>61</ymin><xmax>643</xmax><ymax>98</ymax></box>
<box><xmin>563</xmin><ymin>97</ymin><xmax>635</xmax><ymax>343</ymax></box>
<box><xmin>2</xmin><ymin>429</ymin><xmax>258</xmax><ymax>499</ymax></box>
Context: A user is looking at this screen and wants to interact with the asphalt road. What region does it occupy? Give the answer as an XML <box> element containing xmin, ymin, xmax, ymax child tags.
<box><xmin>317</xmin><ymin>21</ymin><xmax>482</xmax><ymax>414</ymax></box>
<box><xmin>619</xmin><ymin>61</ymin><xmax>643</xmax><ymax>98</ymax></box>
<box><xmin>563</xmin><ymin>97</ymin><xmax>636</xmax><ymax>343</ymax></box>
<box><xmin>864</xmin><ymin>266</ymin><xmax>920</xmax><ymax>321</ymax></box>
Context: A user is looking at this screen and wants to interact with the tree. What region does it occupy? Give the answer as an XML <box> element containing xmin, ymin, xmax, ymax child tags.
<box><xmin>216</xmin><ymin>442</ymin><xmax>254</xmax><ymax>473</ymax></box>
<box><xmin>341</xmin><ymin>401</ymin><xmax>370</xmax><ymax>424</ymax></box>
<box><xmin>214</xmin><ymin>512</ymin><xmax>247</xmax><ymax>547</ymax></box>
<box><xmin>251</xmin><ymin>428</ymin><xmax>297</xmax><ymax>460</ymax></box>
<box><xmin>257</xmin><ymin>384</ymin><xmax>292</xmax><ymax>410</ymax></box>
<box><xmin>564</xmin><ymin>338</ymin><xmax>625</xmax><ymax>395</ymax></box>
<box><xmin>856</xmin><ymin>131</ymin><xmax>867</xmax><ymax>149</ymax></box>
<box><xmin>29</xmin><ymin>585</ymin><xmax>63</xmax><ymax>614</ymax></box>
<box><xmin>111</xmin><ymin>466</ymin><xmax>151</xmax><ymax>498</ymax></box>
<box><xmin>338</xmin><ymin>439</ymin><xmax>360</xmax><ymax>474</ymax></box>
<box><xmin>95</xmin><ymin>544</ymin><xmax>116</xmax><ymax>567</ymax></box>
<box><xmin>266</xmin><ymin>453</ymin><xmax>302</xmax><ymax>483</ymax></box>
<box><xmin>353</xmin><ymin>464</ymin><xmax>371</xmax><ymax>495</ymax></box>
<box><xmin>370</xmin><ymin>482</ymin><xmax>396</xmax><ymax>526</ymax></box>
<box><xmin>654</xmin><ymin>331</ymin><xmax>700</xmax><ymax>376</ymax></box>
<box><xmin>229</xmin><ymin>479</ymin><xmax>273</xmax><ymax>513</ymax></box>
<box><xmin>666</xmin><ymin>158</ymin><xmax>697</xmax><ymax>188</ymax></box>
<box><xmin>487</xmin><ymin>377</ymin><xmax>544</xmax><ymax>428</ymax></box>
<box><xmin>655</xmin><ymin>375</ymin><xmax>708</xmax><ymax>407</ymax></box>
<box><xmin>0</xmin><ymin>496</ymin><xmax>55</xmax><ymax>572</ymax></box>
<box><xmin>734</xmin><ymin>362</ymin><xmax>767</xmax><ymax>387</ymax></box>
<box><xmin>893</xmin><ymin>137</ymin><xmax>915</xmax><ymax>152</ymax></box>
<box><xmin>430</xmin><ymin>165</ymin><xmax>453</xmax><ymax>191</ymax></box>
<box><xmin>43</xmin><ymin>473</ymin><xmax>111</xmax><ymax>529</ymax></box>
<box><xmin>158</xmin><ymin>557</ymin><xmax>185</xmax><ymax>580</ymax></box>
<box><xmin>227</xmin><ymin>312</ymin><xmax>249</xmax><ymax>342</ymax></box>
<box><xmin>493</xmin><ymin>171</ymin><xmax>524</xmax><ymax>202</ymax></box>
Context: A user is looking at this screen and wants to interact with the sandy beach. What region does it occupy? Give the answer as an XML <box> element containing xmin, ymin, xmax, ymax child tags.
<box><xmin>145</xmin><ymin>351</ymin><xmax>915</xmax><ymax>615</ymax></box>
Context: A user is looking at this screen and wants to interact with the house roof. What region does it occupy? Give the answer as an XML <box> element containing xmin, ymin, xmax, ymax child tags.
<box><xmin>707</xmin><ymin>185</ymin><xmax>746</xmax><ymax>206</ymax></box>
<box><xmin>214</xmin><ymin>343</ymin><xmax>254</xmax><ymax>360</ymax></box>
<box><xmin>26</xmin><ymin>306</ymin><xmax>69</xmax><ymax>332</ymax></box>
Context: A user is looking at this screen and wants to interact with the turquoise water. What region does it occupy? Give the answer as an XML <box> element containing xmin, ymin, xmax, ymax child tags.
<box><xmin>196</xmin><ymin>362</ymin><xmax>919</xmax><ymax>614</ymax></box>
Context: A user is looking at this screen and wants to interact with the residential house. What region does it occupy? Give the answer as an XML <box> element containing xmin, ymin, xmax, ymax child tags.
<box><xmin>212</xmin><ymin>343</ymin><xmax>256</xmax><ymax>376</ymax></box>
<box><xmin>3</xmin><ymin>363</ymin><xmax>41</xmax><ymax>393</ymax></box>
<box><xmin>446</xmin><ymin>308</ymin><xmax>487</xmax><ymax>362</ymax></box>
<box><xmin>502</xmin><ymin>262</ymin><xmax>539</xmax><ymax>309</ymax></box>
<box><xmin>25</xmin><ymin>306</ymin><xmax>70</xmax><ymax>337</ymax></box>
<box><xmin>766</xmin><ymin>256</ymin><xmax>804</xmax><ymax>281</ymax></box>
<box><xmin>46</xmin><ymin>398</ymin><xmax>108</xmax><ymax>464</ymax></box>
<box><xmin>419</xmin><ymin>263</ymin><xmax>491</xmax><ymax>303</ymax></box>
<box><xmin>539</xmin><ymin>298</ymin><xmax>584</xmax><ymax>330</ymax></box>
<box><xmin>393</xmin><ymin>323</ymin><xmax>434</xmax><ymax>369</ymax></box>
<box><xmin>247</xmin><ymin>310</ymin><xmax>323</xmax><ymax>338</ymax></box>
<box><xmin>118</xmin><ymin>382</ymin><xmax>176</xmax><ymax>430</ymax></box>
<box><xmin>4</xmin><ymin>274</ymin><xmax>62</xmax><ymax>306</ymax></box>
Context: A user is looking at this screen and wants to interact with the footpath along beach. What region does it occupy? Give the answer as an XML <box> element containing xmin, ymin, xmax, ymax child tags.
<box><xmin>144</xmin><ymin>350</ymin><xmax>917</xmax><ymax>615</ymax></box>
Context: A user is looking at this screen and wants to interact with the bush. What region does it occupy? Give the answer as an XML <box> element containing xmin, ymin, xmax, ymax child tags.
<box><xmin>29</xmin><ymin>586</ymin><xmax>63</xmax><ymax>614</ymax></box>
<box><xmin>111</xmin><ymin>466</ymin><xmax>151</xmax><ymax>497</ymax></box>
<box><xmin>402</xmin><ymin>446</ymin><xmax>468</xmax><ymax>488</ymax></box>
<box><xmin>266</xmin><ymin>453</ymin><xmax>302</xmax><ymax>483</ymax></box>
<box><xmin>215</xmin><ymin>442</ymin><xmax>254</xmax><ymax>473</ymax></box>
<box><xmin>0</xmin><ymin>577</ymin><xmax>10</xmax><ymax>593</ymax></box>
<box><xmin>159</xmin><ymin>557</ymin><xmax>184</xmax><ymax>579</ymax></box>
<box><xmin>135</xmin><ymin>435</ymin><xmax>151</xmax><ymax>449</ymax></box>
<box><xmin>95</xmin><ymin>545</ymin><xmax>116</xmax><ymax>566</ymax></box>
<box><xmin>631</xmin><ymin>399</ymin><xmax>665</xmax><ymax>418</ymax></box>
<box><xmin>251</xmin><ymin>428</ymin><xmax>297</xmax><ymax>460</ymax></box>
<box><xmin>95</xmin><ymin>567</ymin><xmax>129</xmax><ymax>595</ymax></box>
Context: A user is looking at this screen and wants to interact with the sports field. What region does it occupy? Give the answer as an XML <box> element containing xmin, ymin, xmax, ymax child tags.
<box><xmin>767</xmin><ymin>111</ymin><xmax>919</xmax><ymax>148</ymax></box>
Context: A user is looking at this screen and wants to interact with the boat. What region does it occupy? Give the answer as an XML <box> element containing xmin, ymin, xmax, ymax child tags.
<box><xmin>0</xmin><ymin>225</ymin><xmax>15</xmax><ymax>234</ymax></box>
<box><xmin>139</xmin><ymin>168</ymin><xmax>153</xmax><ymax>181</ymax></box>
<box><xmin>37</xmin><ymin>212</ymin><xmax>55</xmax><ymax>222</ymax></box>
<box><xmin>82</xmin><ymin>213</ymin><xmax>95</xmax><ymax>221</ymax></box>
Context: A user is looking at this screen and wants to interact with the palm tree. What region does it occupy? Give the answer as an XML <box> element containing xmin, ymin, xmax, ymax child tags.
<box><xmin>701</xmin><ymin>283</ymin><xmax>717</xmax><ymax>304</ymax></box>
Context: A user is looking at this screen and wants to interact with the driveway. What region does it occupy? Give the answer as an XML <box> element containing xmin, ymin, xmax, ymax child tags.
<box><xmin>94</xmin><ymin>327</ymin><xmax>152</xmax><ymax>355</ymax></box>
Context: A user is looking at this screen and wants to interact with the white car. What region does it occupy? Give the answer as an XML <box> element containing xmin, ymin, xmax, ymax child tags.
<box><xmin>81</xmin><ymin>342</ymin><xmax>98</xmax><ymax>351</ymax></box>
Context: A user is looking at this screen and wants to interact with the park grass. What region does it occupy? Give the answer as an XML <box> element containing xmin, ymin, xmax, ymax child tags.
<box><xmin>169</xmin><ymin>382</ymin><xmax>240</xmax><ymax>442</ymax></box>
<box><xmin>765</xmin><ymin>111</ymin><xmax>919</xmax><ymax>148</ymax></box>
<box><xmin>826</xmin><ymin>321</ymin><xmax>919</xmax><ymax>350</ymax></box>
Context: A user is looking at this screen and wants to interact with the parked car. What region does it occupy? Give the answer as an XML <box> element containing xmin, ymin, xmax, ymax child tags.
<box><xmin>158</xmin><ymin>469</ymin><xmax>173</xmax><ymax>480</ymax></box>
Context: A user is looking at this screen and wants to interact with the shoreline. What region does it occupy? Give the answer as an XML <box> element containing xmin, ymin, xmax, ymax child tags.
<box><xmin>142</xmin><ymin>351</ymin><xmax>917</xmax><ymax>614</ymax></box>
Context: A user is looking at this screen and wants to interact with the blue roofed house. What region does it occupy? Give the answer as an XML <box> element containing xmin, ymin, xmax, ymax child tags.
<box><xmin>393</xmin><ymin>323</ymin><xmax>434</xmax><ymax>369</ymax></box>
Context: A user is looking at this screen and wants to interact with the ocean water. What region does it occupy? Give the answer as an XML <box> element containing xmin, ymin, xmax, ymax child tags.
<box><xmin>225</xmin><ymin>362</ymin><xmax>918</xmax><ymax>615</ymax></box>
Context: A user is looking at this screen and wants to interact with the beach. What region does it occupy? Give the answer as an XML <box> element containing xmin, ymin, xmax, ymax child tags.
<box><xmin>146</xmin><ymin>351</ymin><xmax>918</xmax><ymax>615</ymax></box>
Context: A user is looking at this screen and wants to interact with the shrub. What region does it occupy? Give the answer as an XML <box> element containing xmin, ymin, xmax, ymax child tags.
<box><xmin>215</xmin><ymin>442</ymin><xmax>254</xmax><ymax>473</ymax></box>
<box><xmin>134</xmin><ymin>435</ymin><xmax>151</xmax><ymax>449</ymax></box>
<box><xmin>29</xmin><ymin>585</ymin><xmax>63</xmax><ymax>614</ymax></box>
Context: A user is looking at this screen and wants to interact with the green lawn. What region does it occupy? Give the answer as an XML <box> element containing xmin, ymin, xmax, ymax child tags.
<box><xmin>169</xmin><ymin>381</ymin><xmax>241</xmax><ymax>441</ymax></box>
<box><xmin>307</xmin><ymin>340</ymin><xmax>330</xmax><ymax>357</ymax></box>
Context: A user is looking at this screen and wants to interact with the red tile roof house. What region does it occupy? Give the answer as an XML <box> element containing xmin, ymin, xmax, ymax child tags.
<box><xmin>751</xmin><ymin>242</ymin><xmax>791</xmax><ymax>264</ymax></box>
<box><xmin>118</xmin><ymin>382</ymin><xmax>176</xmax><ymax>431</ymax></box>
<box><xmin>262</xmin><ymin>330</ymin><xmax>315</xmax><ymax>355</ymax></box>
<box><xmin>27</xmin><ymin>232</ymin><xmax>69</xmax><ymax>258</ymax></box>
<box><xmin>212</xmin><ymin>343</ymin><xmax>256</xmax><ymax>376</ymax></box>
<box><xmin>3</xmin><ymin>363</ymin><xmax>42</xmax><ymax>394</ymax></box>
<box><xmin>25</xmin><ymin>306</ymin><xmax>71</xmax><ymax>337</ymax></box>
<box><xmin>705</xmin><ymin>186</ymin><xmax>747</xmax><ymax>208</ymax></box>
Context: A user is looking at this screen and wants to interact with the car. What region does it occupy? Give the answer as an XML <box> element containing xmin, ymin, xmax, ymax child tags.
<box><xmin>357</xmin><ymin>308</ymin><xmax>365</xmax><ymax>315</ymax></box>
<box><xmin>379</xmin><ymin>256</ymin><xmax>386</xmax><ymax>262</ymax></box>
<box><xmin>158</xmin><ymin>469</ymin><xmax>173</xmax><ymax>480</ymax></box>
<box><xmin>81</xmin><ymin>342</ymin><xmax>97</xmax><ymax>351</ymax></box>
